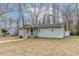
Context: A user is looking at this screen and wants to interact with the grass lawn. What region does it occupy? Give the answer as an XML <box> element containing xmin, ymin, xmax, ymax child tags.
<box><xmin>0</xmin><ymin>36</ymin><xmax>79</xmax><ymax>56</ymax></box>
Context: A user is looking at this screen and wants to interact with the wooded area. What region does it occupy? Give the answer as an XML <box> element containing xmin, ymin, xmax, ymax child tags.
<box><xmin>0</xmin><ymin>3</ymin><xmax>79</xmax><ymax>35</ymax></box>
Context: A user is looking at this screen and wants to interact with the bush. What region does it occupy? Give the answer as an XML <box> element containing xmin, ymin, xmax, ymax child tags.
<box><xmin>76</xmin><ymin>31</ymin><xmax>79</xmax><ymax>35</ymax></box>
<box><xmin>76</xmin><ymin>24</ymin><xmax>79</xmax><ymax>35</ymax></box>
<box><xmin>1</xmin><ymin>29</ymin><xmax>7</xmax><ymax>37</ymax></box>
<box><xmin>70</xmin><ymin>32</ymin><xmax>79</xmax><ymax>35</ymax></box>
<box><xmin>70</xmin><ymin>32</ymin><xmax>77</xmax><ymax>35</ymax></box>
<box><xmin>2</xmin><ymin>28</ymin><xmax>7</xmax><ymax>33</ymax></box>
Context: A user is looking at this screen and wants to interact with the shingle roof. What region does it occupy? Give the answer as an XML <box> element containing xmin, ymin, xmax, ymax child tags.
<box><xmin>19</xmin><ymin>23</ymin><xmax>64</xmax><ymax>28</ymax></box>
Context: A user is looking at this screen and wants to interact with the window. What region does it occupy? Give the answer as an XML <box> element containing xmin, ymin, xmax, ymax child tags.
<box><xmin>52</xmin><ymin>28</ymin><xmax>54</xmax><ymax>32</ymax></box>
<box><xmin>27</xmin><ymin>28</ymin><xmax>29</xmax><ymax>33</ymax></box>
<box><xmin>39</xmin><ymin>29</ymin><xmax>40</xmax><ymax>32</ymax></box>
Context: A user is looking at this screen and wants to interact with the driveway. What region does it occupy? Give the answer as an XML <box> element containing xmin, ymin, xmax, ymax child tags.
<box><xmin>0</xmin><ymin>36</ymin><xmax>23</xmax><ymax>43</ymax></box>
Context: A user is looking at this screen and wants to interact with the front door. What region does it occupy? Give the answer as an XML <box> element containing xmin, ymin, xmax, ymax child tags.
<box><xmin>30</xmin><ymin>28</ymin><xmax>37</xmax><ymax>37</ymax></box>
<box><xmin>31</xmin><ymin>28</ymin><xmax>33</xmax><ymax>36</ymax></box>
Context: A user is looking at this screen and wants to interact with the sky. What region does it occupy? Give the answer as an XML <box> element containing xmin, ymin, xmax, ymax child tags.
<box><xmin>0</xmin><ymin>3</ymin><xmax>73</xmax><ymax>28</ymax></box>
<box><xmin>0</xmin><ymin>3</ymin><xmax>66</xmax><ymax>20</ymax></box>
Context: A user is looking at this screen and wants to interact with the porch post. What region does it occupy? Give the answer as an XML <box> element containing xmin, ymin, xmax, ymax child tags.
<box><xmin>29</xmin><ymin>27</ymin><xmax>31</xmax><ymax>37</ymax></box>
<box><xmin>33</xmin><ymin>27</ymin><xmax>34</xmax><ymax>37</ymax></box>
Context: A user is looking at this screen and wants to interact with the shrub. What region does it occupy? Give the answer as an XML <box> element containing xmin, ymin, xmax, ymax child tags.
<box><xmin>70</xmin><ymin>32</ymin><xmax>76</xmax><ymax>35</ymax></box>
<box><xmin>2</xmin><ymin>28</ymin><xmax>7</xmax><ymax>37</ymax></box>
<box><xmin>75</xmin><ymin>24</ymin><xmax>79</xmax><ymax>35</ymax></box>
<box><xmin>2</xmin><ymin>28</ymin><xmax>7</xmax><ymax>33</ymax></box>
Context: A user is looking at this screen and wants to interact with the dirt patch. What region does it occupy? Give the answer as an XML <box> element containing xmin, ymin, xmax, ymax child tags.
<box><xmin>0</xmin><ymin>36</ymin><xmax>18</xmax><ymax>41</ymax></box>
<box><xmin>0</xmin><ymin>36</ymin><xmax>79</xmax><ymax>56</ymax></box>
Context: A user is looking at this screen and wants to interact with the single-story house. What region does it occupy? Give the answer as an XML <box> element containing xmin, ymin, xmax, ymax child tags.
<box><xmin>19</xmin><ymin>24</ymin><xmax>70</xmax><ymax>39</ymax></box>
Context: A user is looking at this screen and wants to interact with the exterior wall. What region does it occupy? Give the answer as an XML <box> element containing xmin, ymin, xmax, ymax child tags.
<box><xmin>32</xmin><ymin>28</ymin><xmax>38</xmax><ymax>37</ymax></box>
<box><xmin>19</xmin><ymin>27</ymin><xmax>65</xmax><ymax>39</ymax></box>
<box><xmin>38</xmin><ymin>27</ymin><xmax>65</xmax><ymax>38</ymax></box>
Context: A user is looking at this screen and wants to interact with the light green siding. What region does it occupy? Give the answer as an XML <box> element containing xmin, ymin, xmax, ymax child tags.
<box><xmin>38</xmin><ymin>27</ymin><xmax>65</xmax><ymax>38</ymax></box>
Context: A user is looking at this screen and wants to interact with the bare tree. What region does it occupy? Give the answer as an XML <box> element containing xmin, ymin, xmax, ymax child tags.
<box><xmin>61</xmin><ymin>4</ymin><xmax>72</xmax><ymax>31</ymax></box>
<box><xmin>28</xmin><ymin>3</ymin><xmax>44</xmax><ymax>25</ymax></box>
<box><xmin>0</xmin><ymin>4</ymin><xmax>15</xmax><ymax>29</ymax></box>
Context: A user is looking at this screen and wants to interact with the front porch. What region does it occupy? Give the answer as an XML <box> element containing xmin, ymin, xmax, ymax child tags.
<box><xmin>19</xmin><ymin>27</ymin><xmax>39</xmax><ymax>39</ymax></box>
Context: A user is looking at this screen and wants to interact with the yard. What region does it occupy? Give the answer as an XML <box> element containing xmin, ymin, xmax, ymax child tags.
<box><xmin>0</xmin><ymin>36</ymin><xmax>79</xmax><ymax>56</ymax></box>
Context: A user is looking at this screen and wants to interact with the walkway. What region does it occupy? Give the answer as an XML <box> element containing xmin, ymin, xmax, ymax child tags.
<box><xmin>0</xmin><ymin>36</ymin><xmax>23</xmax><ymax>43</ymax></box>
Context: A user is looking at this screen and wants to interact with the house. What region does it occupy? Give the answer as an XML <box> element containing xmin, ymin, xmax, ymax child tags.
<box><xmin>18</xmin><ymin>23</ymin><xmax>70</xmax><ymax>39</ymax></box>
<box><xmin>18</xmin><ymin>8</ymin><xmax>70</xmax><ymax>39</ymax></box>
